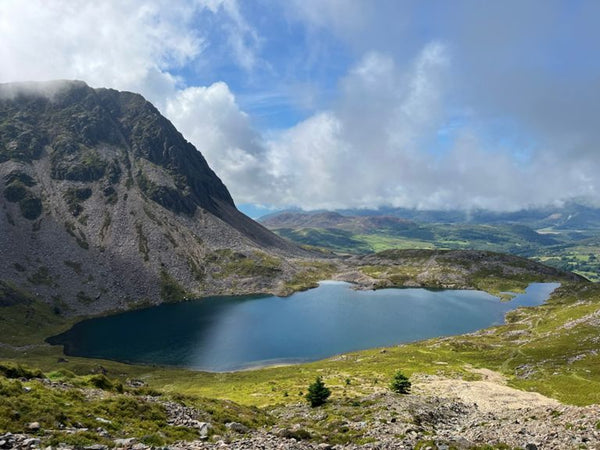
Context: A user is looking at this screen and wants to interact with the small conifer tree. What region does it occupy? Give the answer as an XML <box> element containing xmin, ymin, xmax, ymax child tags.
<box><xmin>305</xmin><ymin>376</ymin><xmax>331</xmax><ymax>407</ymax></box>
<box><xmin>390</xmin><ymin>371</ymin><xmax>411</xmax><ymax>394</ymax></box>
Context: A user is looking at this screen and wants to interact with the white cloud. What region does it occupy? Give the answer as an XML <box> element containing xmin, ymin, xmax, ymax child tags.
<box><xmin>259</xmin><ymin>43</ymin><xmax>451</xmax><ymax>210</ymax></box>
<box><xmin>2</xmin><ymin>1</ymin><xmax>600</xmax><ymax>212</ymax></box>
<box><xmin>0</xmin><ymin>0</ymin><xmax>260</xmax><ymax>105</ymax></box>
<box><xmin>0</xmin><ymin>0</ymin><xmax>205</xmax><ymax>104</ymax></box>
<box><xmin>216</xmin><ymin>40</ymin><xmax>600</xmax><ymax>211</ymax></box>
<box><xmin>166</xmin><ymin>82</ymin><xmax>274</xmax><ymax>203</ymax></box>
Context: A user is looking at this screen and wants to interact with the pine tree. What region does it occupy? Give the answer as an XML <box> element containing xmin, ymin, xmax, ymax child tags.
<box><xmin>390</xmin><ymin>371</ymin><xmax>411</xmax><ymax>394</ymax></box>
<box><xmin>305</xmin><ymin>376</ymin><xmax>331</xmax><ymax>407</ymax></box>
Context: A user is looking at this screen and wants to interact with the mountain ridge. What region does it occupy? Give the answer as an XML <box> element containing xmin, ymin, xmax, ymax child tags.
<box><xmin>260</xmin><ymin>208</ymin><xmax>600</xmax><ymax>280</ymax></box>
<box><xmin>260</xmin><ymin>201</ymin><xmax>600</xmax><ymax>230</ymax></box>
<box><xmin>0</xmin><ymin>80</ymin><xmax>309</xmax><ymax>315</ymax></box>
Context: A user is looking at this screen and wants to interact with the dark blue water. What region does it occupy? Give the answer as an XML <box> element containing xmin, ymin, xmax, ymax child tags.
<box><xmin>48</xmin><ymin>281</ymin><xmax>559</xmax><ymax>372</ymax></box>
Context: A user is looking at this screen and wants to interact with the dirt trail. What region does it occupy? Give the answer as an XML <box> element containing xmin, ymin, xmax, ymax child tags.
<box><xmin>416</xmin><ymin>367</ymin><xmax>560</xmax><ymax>413</ymax></box>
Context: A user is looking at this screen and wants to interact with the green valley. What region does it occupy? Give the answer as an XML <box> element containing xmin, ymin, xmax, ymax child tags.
<box><xmin>261</xmin><ymin>211</ymin><xmax>600</xmax><ymax>281</ymax></box>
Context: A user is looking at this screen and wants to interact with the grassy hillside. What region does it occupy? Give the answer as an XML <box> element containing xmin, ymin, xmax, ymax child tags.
<box><xmin>1</xmin><ymin>280</ymin><xmax>599</xmax><ymax>446</ymax></box>
<box><xmin>264</xmin><ymin>217</ymin><xmax>600</xmax><ymax>281</ymax></box>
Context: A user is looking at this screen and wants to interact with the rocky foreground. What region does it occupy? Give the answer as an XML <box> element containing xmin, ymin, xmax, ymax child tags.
<box><xmin>2</xmin><ymin>371</ymin><xmax>598</xmax><ymax>450</ymax></box>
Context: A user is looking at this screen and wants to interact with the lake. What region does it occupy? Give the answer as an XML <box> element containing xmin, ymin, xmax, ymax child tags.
<box><xmin>48</xmin><ymin>281</ymin><xmax>559</xmax><ymax>372</ymax></box>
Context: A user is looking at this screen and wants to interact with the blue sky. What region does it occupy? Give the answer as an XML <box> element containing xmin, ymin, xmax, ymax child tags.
<box><xmin>1</xmin><ymin>0</ymin><xmax>600</xmax><ymax>216</ymax></box>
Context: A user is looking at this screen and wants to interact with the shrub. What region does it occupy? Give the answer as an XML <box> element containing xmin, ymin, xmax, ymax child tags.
<box><xmin>3</xmin><ymin>182</ymin><xmax>27</xmax><ymax>202</ymax></box>
<box><xmin>390</xmin><ymin>371</ymin><xmax>411</xmax><ymax>394</ymax></box>
<box><xmin>159</xmin><ymin>270</ymin><xmax>187</xmax><ymax>303</ymax></box>
<box><xmin>0</xmin><ymin>364</ymin><xmax>44</xmax><ymax>380</ymax></box>
<box><xmin>305</xmin><ymin>376</ymin><xmax>331</xmax><ymax>407</ymax></box>
<box><xmin>88</xmin><ymin>374</ymin><xmax>113</xmax><ymax>390</ymax></box>
<box><xmin>19</xmin><ymin>194</ymin><xmax>42</xmax><ymax>220</ymax></box>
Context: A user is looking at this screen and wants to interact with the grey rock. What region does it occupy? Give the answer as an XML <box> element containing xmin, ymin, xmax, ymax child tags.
<box><xmin>198</xmin><ymin>422</ymin><xmax>211</xmax><ymax>438</ymax></box>
<box><xmin>27</xmin><ymin>422</ymin><xmax>41</xmax><ymax>431</ymax></box>
<box><xmin>225</xmin><ymin>422</ymin><xmax>249</xmax><ymax>434</ymax></box>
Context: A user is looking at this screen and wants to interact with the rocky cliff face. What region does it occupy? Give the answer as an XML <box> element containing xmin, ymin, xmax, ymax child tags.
<box><xmin>0</xmin><ymin>80</ymin><xmax>305</xmax><ymax>315</ymax></box>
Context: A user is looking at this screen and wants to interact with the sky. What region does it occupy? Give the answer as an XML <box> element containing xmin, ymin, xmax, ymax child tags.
<box><xmin>1</xmin><ymin>0</ymin><xmax>600</xmax><ymax>216</ymax></box>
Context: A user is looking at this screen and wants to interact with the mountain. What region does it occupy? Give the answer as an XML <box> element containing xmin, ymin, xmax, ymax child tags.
<box><xmin>259</xmin><ymin>209</ymin><xmax>600</xmax><ymax>281</ymax></box>
<box><xmin>261</xmin><ymin>211</ymin><xmax>429</xmax><ymax>235</ymax></box>
<box><xmin>336</xmin><ymin>203</ymin><xmax>600</xmax><ymax>230</ymax></box>
<box><xmin>260</xmin><ymin>210</ymin><xmax>559</xmax><ymax>251</ymax></box>
<box><xmin>0</xmin><ymin>80</ymin><xmax>308</xmax><ymax>315</ymax></box>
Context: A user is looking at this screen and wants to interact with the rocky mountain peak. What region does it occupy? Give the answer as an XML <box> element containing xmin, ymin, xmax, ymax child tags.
<box><xmin>0</xmin><ymin>80</ymin><xmax>305</xmax><ymax>315</ymax></box>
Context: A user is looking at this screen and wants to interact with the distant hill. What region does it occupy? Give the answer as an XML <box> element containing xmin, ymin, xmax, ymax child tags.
<box><xmin>260</xmin><ymin>209</ymin><xmax>600</xmax><ymax>281</ymax></box>
<box><xmin>336</xmin><ymin>203</ymin><xmax>600</xmax><ymax>230</ymax></box>
<box><xmin>0</xmin><ymin>80</ymin><xmax>308</xmax><ymax>315</ymax></box>
<box><xmin>262</xmin><ymin>211</ymin><xmax>432</xmax><ymax>237</ymax></box>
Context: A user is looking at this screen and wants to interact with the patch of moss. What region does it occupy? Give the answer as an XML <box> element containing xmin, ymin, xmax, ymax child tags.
<box><xmin>3</xmin><ymin>181</ymin><xmax>27</xmax><ymax>202</ymax></box>
<box><xmin>0</xmin><ymin>280</ymin><xmax>35</xmax><ymax>307</ymax></box>
<box><xmin>63</xmin><ymin>187</ymin><xmax>92</xmax><ymax>217</ymax></box>
<box><xmin>18</xmin><ymin>194</ymin><xmax>43</xmax><ymax>220</ymax></box>
<box><xmin>3</xmin><ymin>174</ymin><xmax>43</xmax><ymax>220</ymax></box>
<box><xmin>135</xmin><ymin>223</ymin><xmax>150</xmax><ymax>261</ymax></box>
<box><xmin>159</xmin><ymin>270</ymin><xmax>187</xmax><ymax>303</ymax></box>
<box><xmin>163</xmin><ymin>231</ymin><xmax>178</xmax><ymax>248</ymax></box>
<box><xmin>137</xmin><ymin>171</ymin><xmax>196</xmax><ymax>215</ymax></box>
<box><xmin>100</xmin><ymin>212</ymin><xmax>111</xmax><ymax>240</ymax></box>
<box><xmin>103</xmin><ymin>186</ymin><xmax>118</xmax><ymax>204</ymax></box>
<box><xmin>143</xmin><ymin>205</ymin><xmax>162</xmax><ymax>225</ymax></box>
<box><xmin>51</xmin><ymin>149</ymin><xmax>107</xmax><ymax>181</ymax></box>
<box><xmin>209</xmin><ymin>249</ymin><xmax>283</xmax><ymax>279</ymax></box>
<box><xmin>76</xmin><ymin>291</ymin><xmax>94</xmax><ymax>304</ymax></box>
<box><xmin>0</xmin><ymin>129</ymin><xmax>45</xmax><ymax>163</ymax></box>
<box><xmin>64</xmin><ymin>221</ymin><xmax>89</xmax><ymax>249</ymax></box>
<box><xmin>106</xmin><ymin>160</ymin><xmax>122</xmax><ymax>184</ymax></box>
<box><xmin>64</xmin><ymin>260</ymin><xmax>82</xmax><ymax>275</ymax></box>
<box><xmin>188</xmin><ymin>257</ymin><xmax>205</xmax><ymax>282</ymax></box>
<box><xmin>4</xmin><ymin>172</ymin><xmax>36</xmax><ymax>187</ymax></box>
<box><xmin>0</xmin><ymin>363</ymin><xmax>44</xmax><ymax>380</ymax></box>
<box><xmin>27</xmin><ymin>266</ymin><xmax>54</xmax><ymax>286</ymax></box>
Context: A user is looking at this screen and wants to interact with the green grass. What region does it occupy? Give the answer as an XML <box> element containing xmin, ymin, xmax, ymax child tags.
<box><xmin>355</xmin><ymin>234</ymin><xmax>435</xmax><ymax>252</ymax></box>
<box><xmin>0</xmin><ymin>371</ymin><xmax>271</xmax><ymax>446</ymax></box>
<box><xmin>0</xmin><ymin>301</ymin><xmax>71</xmax><ymax>346</ymax></box>
<box><xmin>208</xmin><ymin>249</ymin><xmax>283</xmax><ymax>279</ymax></box>
<box><xmin>0</xmin><ymin>267</ymin><xmax>599</xmax><ymax>442</ymax></box>
<box><xmin>159</xmin><ymin>270</ymin><xmax>188</xmax><ymax>303</ymax></box>
<box><xmin>280</xmin><ymin>261</ymin><xmax>337</xmax><ymax>295</ymax></box>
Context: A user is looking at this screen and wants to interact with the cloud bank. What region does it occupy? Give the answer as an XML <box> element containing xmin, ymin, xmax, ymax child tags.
<box><xmin>1</xmin><ymin>0</ymin><xmax>599</xmax><ymax>211</ymax></box>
